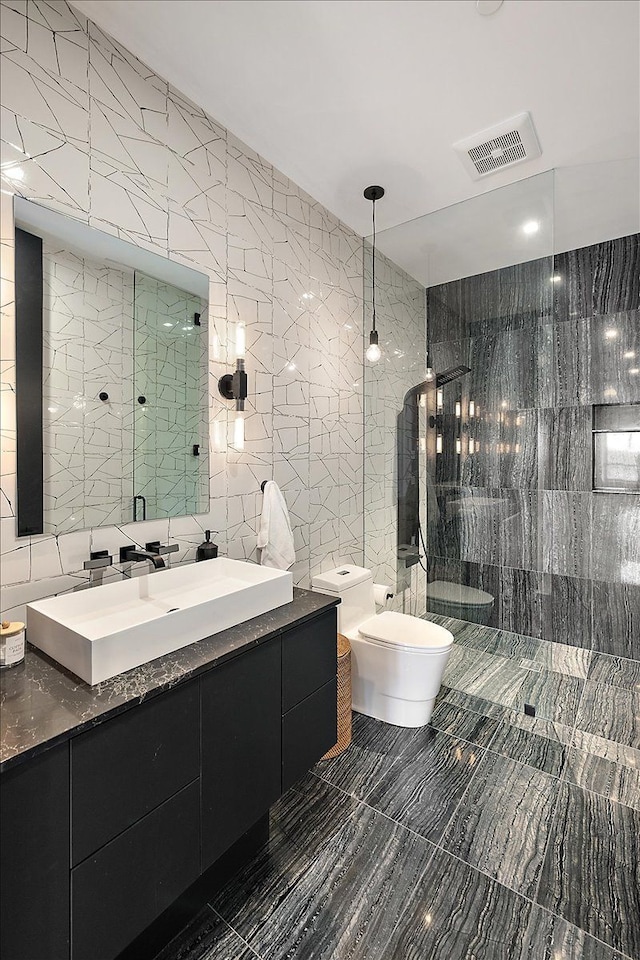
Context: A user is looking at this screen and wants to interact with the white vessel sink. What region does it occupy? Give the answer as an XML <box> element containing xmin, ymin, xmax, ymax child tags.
<box><xmin>27</xmin><ymin>559</ymin><xmax>293</xmax><ymax>685</ymax></box>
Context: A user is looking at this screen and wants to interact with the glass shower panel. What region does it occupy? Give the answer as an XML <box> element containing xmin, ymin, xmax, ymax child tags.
<box><xmin>132</xmin><ymin>273</ymin><xmax>209</xmax><ymax>521</ymax></box>
<box><xmin>364</xmin><ymin>170</ymin><xmax>556</xmax><ymax>716</ymax></box>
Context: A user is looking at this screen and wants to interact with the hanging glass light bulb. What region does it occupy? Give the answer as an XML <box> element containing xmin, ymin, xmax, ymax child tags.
<box><xmin>366</xmin><ymin>329</ymin><xmax>381</xmax><ymax>363</ymax></box>
<box><xmin>364</xmin><ymin>185</ymin><xmax>385</xmax><ymax>364</ymax></box>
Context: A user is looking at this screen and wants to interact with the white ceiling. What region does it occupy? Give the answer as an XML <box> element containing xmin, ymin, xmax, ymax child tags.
<box><xmin>73</xmin><ymin>0</ymin><xmax>640</xmax><ymax>280</ymax></box>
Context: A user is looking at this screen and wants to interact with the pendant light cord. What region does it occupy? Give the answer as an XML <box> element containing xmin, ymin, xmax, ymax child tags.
<box><xmin>371</xmin><ymin>197</ymin><xmax>377</xmax><ymax>334</ymax></box>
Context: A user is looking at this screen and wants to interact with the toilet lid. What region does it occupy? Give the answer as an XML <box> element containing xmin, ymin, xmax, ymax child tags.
<box><xmin>357</xmin><ymin>612</ymin><xmax>454</xmax><ymax>652</ymax></box>
<box><xmin>427</xmin><ymin>580</ymin><xmax>494</xmax><ymax>607</ymax></box>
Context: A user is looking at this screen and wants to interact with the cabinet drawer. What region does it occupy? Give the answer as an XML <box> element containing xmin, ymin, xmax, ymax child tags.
<box><xmin>71</xmin><ymin>780</ymin><xmax>199</xmax><ymax>960</ymax></box>
<box><xmin>201</xmin><ymin>637</ymin><xmax>281</xmax><ymax>869</ymax></box>
<box><xmin>282</xmin><ymin>608</ymin><xmax>337</xmax><ymax>711</ymax></box>
<box><xmin>71</xmin><ymin>680</ymin><xmax>199</xmax><ymax>865</ymax></box>
<box><xmin>1</xmin><ymin>744</ymin><xmax>70</xmax><ymax>960</ymax></box>
<box><xmin>282</xmin><ymin>677</ymin><xmax>337</xmax><ymax>792</ymax></box>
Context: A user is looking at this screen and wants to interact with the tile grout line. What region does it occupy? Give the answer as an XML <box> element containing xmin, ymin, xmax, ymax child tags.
<box><xmin>211</xmin><ymin>749</ymin><xmax>636</xmax><ymax>960</ymax></box>
<box><xmin>320</xmin><ymin>717</ymin><xmax>640</xmax><ymax>951</ymax></box>
<box><xmin>208</xmin><ymin>906</ymin><xmax>265</xmax><ymax>960</ymax></box>
<box><xmin>355</xmin><ymin>788</ymin><xmax>638</xmax><ymax>960</ymax></box>
<box><xmin>438</xmin><ymin>695</ymin><xmax>640</xmax><ymax>812</ymax></box>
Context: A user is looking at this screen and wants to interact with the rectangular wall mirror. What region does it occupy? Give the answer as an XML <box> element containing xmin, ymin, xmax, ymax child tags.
<box><xmin>14</xmin><ymin>197</ymin><xmax>210</xmax><ymax>537</ymax></box>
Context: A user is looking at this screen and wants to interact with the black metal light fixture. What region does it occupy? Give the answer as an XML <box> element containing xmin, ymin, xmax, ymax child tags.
<box><xmin>218</xmin><ymin>324</ymin><xmax>247</xmax><ymax>449</ymax></box>
<box><xmin>364</xmin><ymin>185</ymin><xmax>385</xmax><ymax>363</ymax></box>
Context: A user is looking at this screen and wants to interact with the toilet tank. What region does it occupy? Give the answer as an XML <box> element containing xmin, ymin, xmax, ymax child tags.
<box><xmin>311</xmin><ymin>565</ymin><xmax>375</xmax><ymax>633</ymax></box>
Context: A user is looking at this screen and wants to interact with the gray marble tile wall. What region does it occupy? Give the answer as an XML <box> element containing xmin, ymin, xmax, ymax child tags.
<box><xmin>426</xmin><ymin>236</ymin><xmax>640</xmax><ymax>677</ymax></box>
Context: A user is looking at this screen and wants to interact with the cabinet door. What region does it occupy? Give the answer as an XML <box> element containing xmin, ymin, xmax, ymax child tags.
<box><xmin>0</xmin><ymin>744</ymin><xmax>70</xmax><ymax>960</ymax></box>
<box><xmin>71</xmin><ymin>781</ymin><xmax>199</xmax><ymax>960</ymax></box>
<box><xmin>282</xmin><ymin>678</ymin><xmax>337</xmax><ymax>792</ymax></box>
<box><xmin>72</xmin><ymin>680</ymin><xmax>199</xmax><ymax>864</ymax></box>
<box><xmin>282</xmin><ymin>608</ymin><xmax>337</xmax><ymax>711</ymax></box>
<box><xmin>201</xmin><ymin>637</ymin><xmax>281</xmax><ymax>869</ymax></box>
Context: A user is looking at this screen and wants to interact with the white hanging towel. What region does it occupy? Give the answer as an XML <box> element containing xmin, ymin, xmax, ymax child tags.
<box><xmin>257</xmin><ymin>481</ymin><xmax>296</xmax><ymax>570</ymax></box>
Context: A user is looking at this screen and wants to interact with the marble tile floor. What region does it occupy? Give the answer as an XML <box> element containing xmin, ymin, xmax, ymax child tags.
<box><xmin>155</xmin><ymin>699</ymin><xmax>639</xmax><ymax>960</ymax></box>
<box><xmin>427</xmin><ymin>613</ymin><xmax>640</xmax><ymax>752</ymax></box>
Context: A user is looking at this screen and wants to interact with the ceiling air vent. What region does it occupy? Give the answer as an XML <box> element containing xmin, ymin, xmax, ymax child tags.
<box><xmin>453</xmin><ymin>112</ymin><xmax>541</xmax><ymax>180</ymax></box>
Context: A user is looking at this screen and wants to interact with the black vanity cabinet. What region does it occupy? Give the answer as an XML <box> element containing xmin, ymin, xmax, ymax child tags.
<box><xmin>70</xmin><ymin>683</ymin><xmax>201</xmax><ymax>960</ymax></box>
<box><xmin>282</xmin><ymin>609</ymin><xmax>338</xmax><ymax>791</ymax></box>
<box><xmin>0</xmin><ymin>744</ymin><xmax>70</xmax><ymax>960</ymax></box>
<box><xmin>201</xmin><ymin>636</ymin><xmax>282</xmax><ymax>868</ymax></box>
<box><xmin>0</xmin><ymin>599</ymin><xmax>338</xmax><ymax>960</ymax></box>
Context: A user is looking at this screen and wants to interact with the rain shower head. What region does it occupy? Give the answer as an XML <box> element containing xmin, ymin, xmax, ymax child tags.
<box><xmin>436</xmin><ymin>365</ymin><xmax>471</xmax><ymax>386</ymax></box>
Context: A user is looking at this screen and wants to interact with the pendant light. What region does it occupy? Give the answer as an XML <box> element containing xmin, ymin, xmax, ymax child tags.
<box><xmin>364</xmin><ymin>185</ymin><xmax>385</xmax><ymax>363</ymax></box>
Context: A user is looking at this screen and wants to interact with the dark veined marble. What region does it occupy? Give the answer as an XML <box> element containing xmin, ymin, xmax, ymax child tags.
<box><xmin>590</xmin><ymin>311</ymin><xmax>640</xmax><ymax>405</ymax></box>
<box><xmin>553</xmin><ymin>236</ymin><xmax>640</xmax><ymax>327</ymax></box>
<box><xmin>497</xmin><ymin>489</ymin><xmax>541</xmax><ymax>572</ymax></box>
<box><xmin>488</xmin><ymin>719</ymin><xmax>566</xmax><ymax>777</ymax></box>
<box><xmin>499</xmin><ymin>567</ymin><xmax>548</xmax><ymax>639</ymax></box>
<box><xmin>538</xmin><ymin>406</ymin><xmax>592</xmax><ymax>491</ymax></box>
<box><xmin>153</xmin><ymin>907</ymin><xmax>258</xmax><ymax>960</ymax></box>
<box><xmin>314</xmin><ymin>710</ymin><xmax>419</xmax><ymax>800</ymax></box>
<box><xmin>563</xmin><ymin>746</ymin><xmax>640</xmax><ymax>812</ymax></box>
<box><xmin>519</xmin><ymin>906</ymin><xmax>628</xmax><ymax>960</ymax></box>
<box><xmin>548</xmin><ymin>317</ymin><xmax>592</xmax><ymax>407</ymax></box>
<box><xmin>382</xmin><ymin>843</ymin><xmax>533</xmax><ymax>960</ymax></box>
<box><xmin>592</xmin><ymin>580</ymin><xmax>640</xmax><ymax>661</ymax></box>
<box><xmin>575</xmin><ymin>681</ymin><xmax>640</xmax><ymax>751</ymax></box>
<box><xmin>469</xmin><ymin>326</ymin><xmax>540</xmax><ymax>412</ymax></box>
<box><xmin>427</xmin><ymin>280</ymin><xmax>466</xmax><ymax>344</ymax></box>
<box><xmin>591</xmin><ymin>493</ymin><xmax>640</xmax><ymax>587</ymax></box>
<box><xmin>428</xmin><ymin>698</ymin><xmax>501</xmax><ymax>748</ymax></box>
<box><xmin>549</xmin><ymin>573</ymin><xmax>593</xmax><ymax>649</ymax></box>
<box><xmin>0</xmin><ymin>588</ymin><xmax>339</xmax><ymax>771</ymax></box>
<box><xmin>211</xmin><ymin>776</ymin><xmax>437</xmax><ymax>960</ymax></box>
<box><xmin>542</xmin><ymin>491</ymin><xmax>592</xmax><ymax>580</ymax></box>
<box><xmin>441</xmin><ymin>751</ymin><xmax>559</xmax><ymax>899</ymax></box>
<box><xmin>554</xmin><ymin>246</ymin><xmax>596</xmax><ymax>323</ymax></box>
<box><xmin>537</xmin><ymin>782</ymin><xmax>640</xmax><ymax>957</ymax></box>
<box><xmin>591</xmin><ymin>236</ymin><xmax>640</xmax><ymax>318</ymax></box>
<box><xmin>588</xmin><ymin>652</ymin><xmax>640</xmax><ymax>690</ymax></box>
<box><xmin>519</xmin><ymin>668</ymin><xmax>584</xmax><ymax>727</ymax></box>
<box><xmin>364</xmin><ymin>727</ymin><xmax>484</xmax><ymax>844</ymax></box>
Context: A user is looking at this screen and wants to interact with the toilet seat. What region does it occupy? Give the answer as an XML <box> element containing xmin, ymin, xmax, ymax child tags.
<box><xmin>357</xmin><ymin>611</ymin><xmax>454</xmax><ymax>653</ymax></box>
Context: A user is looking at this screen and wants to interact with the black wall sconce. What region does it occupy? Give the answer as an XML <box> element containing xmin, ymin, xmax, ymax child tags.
<box><xmin>217</xmin><ymin>324</ymin><xmax>247</xmax><ymax>449</ymax></box>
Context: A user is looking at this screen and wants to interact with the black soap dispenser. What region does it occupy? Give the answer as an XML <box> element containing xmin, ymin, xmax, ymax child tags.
<box><xmin>196</xmin><ymin>530</ymin><xmax>218</xmax><ymax>562</ymax></box>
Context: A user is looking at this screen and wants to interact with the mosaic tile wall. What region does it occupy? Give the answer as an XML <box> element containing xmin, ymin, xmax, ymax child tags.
<box><xmin>426</xmin><ymin>236</ymin><xmax>640</xmax><ymax>663</ymax></box>
<box><xmin>0</xmin><ymin>0</ymin><xmax>424</xmax><ymax>620</ymax></box>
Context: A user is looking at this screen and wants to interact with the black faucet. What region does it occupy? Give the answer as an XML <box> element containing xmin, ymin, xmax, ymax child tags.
<box><xmin>119</xmin><ymin>545</ymin><xmax>166</xmax><ymax>570</ymax></box>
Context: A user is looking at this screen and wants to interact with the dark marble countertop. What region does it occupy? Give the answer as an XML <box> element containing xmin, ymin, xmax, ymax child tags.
<box><xmin>0</xmin><ymin>588</ymin><xmax>339</xmax><ymax>773</ymax></box>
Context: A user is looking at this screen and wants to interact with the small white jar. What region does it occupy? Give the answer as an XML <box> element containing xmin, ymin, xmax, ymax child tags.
<box><xmin>0</xmin><ymin>620</ymin><xmax>26</xmax><ymax>668</ymax></box>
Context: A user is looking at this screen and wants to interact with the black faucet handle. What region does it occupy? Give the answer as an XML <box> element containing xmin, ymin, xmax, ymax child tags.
<box><xmin>145</xmin><ymin>541</ymin><xmax>179</xmax><ymax>556</ymax></box>
<box><xmin>83</xmin><ymin>550</ymin><xmax>113</xmax><ymax>570</ymax></box>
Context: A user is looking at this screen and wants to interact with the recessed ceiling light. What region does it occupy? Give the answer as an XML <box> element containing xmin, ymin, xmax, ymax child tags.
<box><xmin>624</xmin><ymin>351</ymin><xmax>635</xmax><ymax>359</ymax></box>
<box><xmin>604</xmin><ymin>329</ymin><xmax>618</xmax><ymax>339</ymax></box>
<box><xmin>163</xmin><ymin>322</ymin><xmax>173</xmax><ymax>327</ymax></box>
<box><xmin>550</xmin><ymin>275</ymin><xmax>562</xmax><ymax>284</ymax></box>
<box><xmin>630</xmin><ymin>368</ymin><xmax>640</xmax><ymax>375</ymax></box>
<box><xmin>522</xmin><ymin>220</ymin><xmax>540</xmax><ymax>236</ymax></box>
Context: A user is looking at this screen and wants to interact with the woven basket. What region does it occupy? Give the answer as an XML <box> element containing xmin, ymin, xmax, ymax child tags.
<box><xmin>321</xmin><ymin>633</ymin><xmax>352</xmax><ymax>760</ymax></box>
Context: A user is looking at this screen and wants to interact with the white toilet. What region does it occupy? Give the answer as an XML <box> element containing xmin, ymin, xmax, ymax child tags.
<box><xmin>312</xmin><ymin>565</ymin><xmax>454</xmax><ymax>728</ymax></box>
